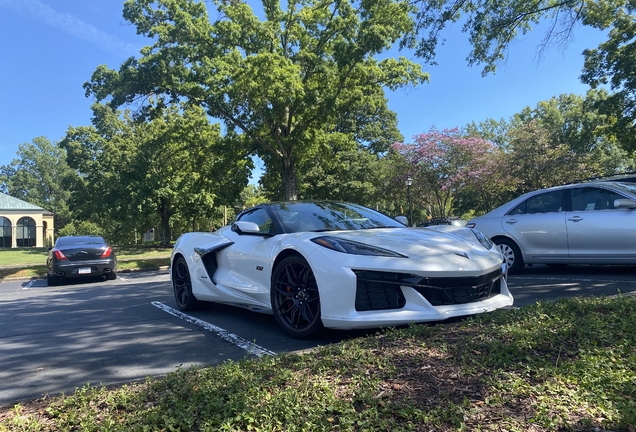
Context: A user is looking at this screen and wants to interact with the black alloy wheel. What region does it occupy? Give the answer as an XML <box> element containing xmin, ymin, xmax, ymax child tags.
<box><xmin>271</xmin><ymin>255</ymin><xmax>323</xmax><ymax>339</ymax></box>
<box><xmin>173</xmin><ymin>256</ymin><xmax>199</xmax><ymax>311</ymax></box>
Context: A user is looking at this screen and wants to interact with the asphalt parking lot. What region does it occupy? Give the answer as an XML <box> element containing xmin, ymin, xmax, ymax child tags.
<box><xmin>1</xmin><ymin>265</ymin><xmax>635</xmax><ymax>407</ymax></box>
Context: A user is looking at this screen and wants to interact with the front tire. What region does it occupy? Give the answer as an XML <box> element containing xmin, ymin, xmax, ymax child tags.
<box><xmin>271</xmin><ymin>255</ymin><xmax>323</xmax><ymax>339</ymax></box>
<box><xmin>495</xmin><ymin>238</ymin><xmax>524</xmax><ymax>274</ymax></box>
<box><xmin>172</xmin><ymin>256</ymin><xmax>199</xmax><ymax>311</ymax></box>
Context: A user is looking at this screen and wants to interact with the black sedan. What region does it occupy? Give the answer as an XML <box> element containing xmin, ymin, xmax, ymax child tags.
<box><xmin>47</xmin><ymin>236</ymin><xmax>117</xmax><ymax>286</ymax></box>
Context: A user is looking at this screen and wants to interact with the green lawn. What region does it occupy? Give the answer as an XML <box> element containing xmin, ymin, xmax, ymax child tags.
<box><xmin>1</xmin><ymin>295</ymin><xmax>635</xmax><ymax>431</ymax></box>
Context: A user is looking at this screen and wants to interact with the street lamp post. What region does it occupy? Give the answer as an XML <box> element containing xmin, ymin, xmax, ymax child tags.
<box><xmin>405</xmin><ymin>177</ymin><xmax>413</xmax><ymax>227</ymax></box>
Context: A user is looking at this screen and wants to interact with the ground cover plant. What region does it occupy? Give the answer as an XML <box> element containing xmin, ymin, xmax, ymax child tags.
<box><xmin>0</xmin><ymin>246</ymin><xmax>171</xmax><ymax>280</ymax></box>
<box><xmin>1</xmin><ymin>295</ymin><xmax>635</xmax><ymax>431</ymax></box>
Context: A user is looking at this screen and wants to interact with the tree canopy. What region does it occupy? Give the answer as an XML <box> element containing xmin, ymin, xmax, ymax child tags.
<box><xmin>61</xmin><ymin>103</ymin><xmax>249</xmax><ymax>244</ymax></box>
<box><xmin>0</xmin><ymin>137</ymin><xmax>76</xmax><ymax>232</ymax></box>
<box><xmin>84</xmin><ymin>0</ymin><xmax>428</xmax><ymax>201</ymax></box>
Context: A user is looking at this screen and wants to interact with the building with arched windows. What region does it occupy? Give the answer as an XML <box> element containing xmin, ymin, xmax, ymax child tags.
<box><xmin>0</xmin><ymin>193</ymin><xmax>54</xmax><ymax>248</ymax></box>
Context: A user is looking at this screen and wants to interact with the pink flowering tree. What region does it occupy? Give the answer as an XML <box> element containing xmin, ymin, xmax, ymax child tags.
<box><xmin>391</xmin><ymin>127</ymin><xmax>507</xmax><ymax>219</ymax></box>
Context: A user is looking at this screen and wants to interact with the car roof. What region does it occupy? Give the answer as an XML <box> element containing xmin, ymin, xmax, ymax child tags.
<box><xmin>474</xmin><ymin>181</ymin><xmax>636</xmax><ymax>218</ymax></box>
<box><xmin>585</xmin><ymin>173</ymin><xmax>636</xmax><ymax>183</ymax></box>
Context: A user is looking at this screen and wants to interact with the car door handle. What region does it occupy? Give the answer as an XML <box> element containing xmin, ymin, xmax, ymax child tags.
<box><xmin>568</xmin><ymin>216</ymin><xmax>584</xmax><ymax>222</ymax></box>
<box><xmin>505</xmin><ymin>219</ymin><xmax>517</xmax><ymax>224</ymax></box>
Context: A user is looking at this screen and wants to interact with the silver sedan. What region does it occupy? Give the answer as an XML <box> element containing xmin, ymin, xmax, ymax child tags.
<box><xmin>467</xmin><ymin>181</ymin><xmax>636</xmax><ymax>273</ymax></box>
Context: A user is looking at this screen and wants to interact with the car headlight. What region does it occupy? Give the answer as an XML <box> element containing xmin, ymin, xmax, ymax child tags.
<box><xmin>470</xmin><ymin>228</ymin><xmax>494</xmax><ymax>250</ymax></box>
<box><xmin>311</xmin><ymin>236</ymin><xmax>407</xmax><ymax>257</ymax></box>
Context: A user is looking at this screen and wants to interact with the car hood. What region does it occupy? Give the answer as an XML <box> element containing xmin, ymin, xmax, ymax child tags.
<box><xmin>321</xmin><ymin>227</ymin><xmax>492</xmax><ymax>259</ymax></box>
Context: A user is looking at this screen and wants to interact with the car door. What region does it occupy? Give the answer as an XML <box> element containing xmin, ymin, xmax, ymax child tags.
<box><xmin>217</xmin><ymin>207</ymin><xmax>280</xmax><ymax>306</ymax></box>
<box><xmin>501</xmin><ymin>189</ymin><xmax>568</xmax><ymax>259</ymax></box>
<box><xmin>566</xmin><ymin>186</ymin><xmax>636</xmax><ymax>260</ymax></box>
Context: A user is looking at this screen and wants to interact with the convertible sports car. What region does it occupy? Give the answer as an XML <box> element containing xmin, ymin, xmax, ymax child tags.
<box><xmin>170</xmin><ymin>201</ymin><xmax>513</xmax><ymax>338</ymax></box>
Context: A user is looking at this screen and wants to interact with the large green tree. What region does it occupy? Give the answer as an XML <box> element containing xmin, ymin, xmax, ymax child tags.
<box><xmin>581</xmin><ymin>7</ymin><xmax>636</xmax><ymax>151</ymax></box>
<box><xmin>61</xmin><ymin>103</ymin><xmax>249</xmax><ymax>244</ymax></box>
<box><xmin>0</xmin><ymin>137</ymin><xmax>76</xmax><ymax>232</ymax></box>
<box><xmin>84</xmin><ymin>0</ymin><xmax>428</xmax><ymax>200</ymax></box>
<box><xmin>468</xmin><ymin>91</ymin><xmax>636</xmax><ymax>183</ymax></box>
<box><xmin>505</xmin><ymin>120</ymin><xmax>595</xmax><ymax>193</ymax></box>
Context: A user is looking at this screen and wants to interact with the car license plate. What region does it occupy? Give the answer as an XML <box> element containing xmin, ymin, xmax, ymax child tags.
<box><xmin>78</xmin><ymin>267</ymin><xmax>91</xmax><ymax>274</ymax></box>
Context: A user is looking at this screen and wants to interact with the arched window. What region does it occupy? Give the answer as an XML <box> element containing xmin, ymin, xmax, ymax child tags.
<box><xmin>0</xmin><ymin>217</ymin><xmax>11</xmax><ymax>248</ymax></box>
<box><xmin>16</xmin><ymin>217</ymin><xmax>36</xmax><ymax>247</ymax></box>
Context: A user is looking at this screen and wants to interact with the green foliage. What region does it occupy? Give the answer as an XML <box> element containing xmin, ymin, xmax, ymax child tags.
<box><xmin>84</xmin><ymin>0</ymin><xmax>428</xmax><ymax>200</ymax></box>
<box><xmin>57</xmin><ymin>221</ymin><xmax>104</xmax><ymax>238</ymax></box>
<box><xmin>506</xmin><ymin>120</ymin><xmax>594</xmax><ymax>193</ymax></box>
<box><xmin>464</xmin><ymin>91</ymin><xmax>636</xmax><ymax>214</ymax></box>
<box><xmin>0</xmin><ymin>137</ymin><xmax>77</xmax><ymax>233</ymax></box>
<box><xmin>2</xmin><ymin>296</ymin><xmax>635</xmax><ymax>431</ymax></box>
<box><xmin>582</xmin><ymin>5</ymin><xmax>636</xmax><ymax>152</ymax></box>
<box><xmin>240</xmin><ymin>184</ymin><xmax>268</xmax><ymax>209</ymax></box>
<box><xmin>61</xmin><ymin>103</ymin><xmax>249</xmax><ymax>244</ymax></box>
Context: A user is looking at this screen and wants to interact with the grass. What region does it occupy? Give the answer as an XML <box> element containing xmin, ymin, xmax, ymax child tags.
<box><xmin>1</xmin><ymin>295</ymin><xmax>635</xmax><ymax>431</ymax></box>
<box><xmin>0</xmin><ymin>246</ymin><xmax>171</xmax><ymax>280</ymax></box>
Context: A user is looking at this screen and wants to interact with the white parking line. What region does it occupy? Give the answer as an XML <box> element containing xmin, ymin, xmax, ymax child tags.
<box><xmin>151</xmin><ymin>301</ymin><xmax>276</xmax><ymax>358</ymax></box>
<box><xmin>22</xmin><ymin>280</ymin><xmax>36</xmax><ymax>289</ymax></box>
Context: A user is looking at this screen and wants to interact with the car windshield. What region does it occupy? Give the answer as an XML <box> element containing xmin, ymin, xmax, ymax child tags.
<box><xmin>56</xmin><ymin>236</ymin><xmax>105</xmax><ymax>247</ymax></box>
<box><xmin>271</xmin><ymin>202</ymin><xmax>404</xmax><ymax>233</ymax></box>
<box><xmin>607</xmin><ymin>182</ymin><xmax>636</xmax><ymax>196</ymax></box>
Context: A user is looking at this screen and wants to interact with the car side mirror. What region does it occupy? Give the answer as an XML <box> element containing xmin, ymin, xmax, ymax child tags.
<box><xmin>614</xmin><ymin>198</ymin><xmax>636</xmax><ymax>209</ymax></box>
<box><xmin>231</xmin><ymin>221</ymin><xmax>274</xmax><ymax>237</ymax></box>
<box><xmin>395</xmin><ymin>216</ymin><xmax>409</xmax><ymax>226</ymax></box>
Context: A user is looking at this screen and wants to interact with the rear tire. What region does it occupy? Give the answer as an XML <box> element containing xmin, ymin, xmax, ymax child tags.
<box><xmin>495</xmin><ymin>238</ymin><xmax>524</xmax><ymax>274</ymax></box>
<box><xmin>47</xmin><ymin>274</ymin><xmax>58</xmax><ymax>286</ymax></box>
<box><xmin>106</xmin><ymin>272</ymin><xmax>117</xmax><ymax>280</ymax></box>
<box><xmin>172</xmin><ymin>256</ymin><xmax>199</xmax><ymax>311</ymax></box>
<box><xmin>271</xmin><ymin>255</ymin><xmax>323</xmax><ymax>339</ymax></box>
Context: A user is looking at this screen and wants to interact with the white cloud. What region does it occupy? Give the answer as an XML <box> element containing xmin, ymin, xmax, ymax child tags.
<box><xmin>0</xmin><ymin>0</ymin><xmax>140</xmax><ymax>57</ymax></box>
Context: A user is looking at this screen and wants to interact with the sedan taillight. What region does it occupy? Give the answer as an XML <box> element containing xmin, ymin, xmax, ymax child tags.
<box><xmin>53</xmin><ymin>250</ymin><xmax>68</xmax><ymax>261</ymax></box>
<box><xmin>101</xmin><ymin>246</ymin><xmax>113</xmax><ymax>258</ymax></box>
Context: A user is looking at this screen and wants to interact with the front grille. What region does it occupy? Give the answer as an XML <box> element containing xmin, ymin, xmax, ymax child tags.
<box><xmin>353</xmin><ymin>269</ymin><xmax>502</xmax><ymax>311</ymax></box>
<box><xmin>354</xmin><ymin>271</ymin><xmax>407</xmax><ymax>311</ymax></box>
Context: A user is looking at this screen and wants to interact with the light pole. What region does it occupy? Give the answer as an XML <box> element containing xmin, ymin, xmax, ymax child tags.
<box><xmin>405</xmin><ymin>177</ymin><xmax>413</xmax><ymax>227</ymax></box>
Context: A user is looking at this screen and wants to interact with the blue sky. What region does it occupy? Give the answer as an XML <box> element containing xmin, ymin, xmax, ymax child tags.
<box><xmin>0</xmin><ymin>0</ymin><xmax>607</xmax><ymax>172</ymax></box>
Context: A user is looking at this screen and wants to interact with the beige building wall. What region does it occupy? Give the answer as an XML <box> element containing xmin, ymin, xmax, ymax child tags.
<box><xmin>0</xmin><ymin>210</ymin><xmax>55</xmax><ymax>248</ymax></box>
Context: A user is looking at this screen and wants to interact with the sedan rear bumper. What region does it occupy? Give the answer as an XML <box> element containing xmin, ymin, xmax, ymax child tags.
<box><xmin>49</xmin><ymin>260</ymin><xmax>117</xmax><ymax>279</ymax></box>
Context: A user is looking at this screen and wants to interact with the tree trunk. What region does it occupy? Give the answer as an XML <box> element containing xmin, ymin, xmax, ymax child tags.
<box><xmin>157</xmin><ymin>198</ymin><xmax>173</xmax><ymax>246</ymax></box>
<box><xmin>281</xmin><ymin>154</ymin><xmax>298</xmax><ymax>201</ymax></box>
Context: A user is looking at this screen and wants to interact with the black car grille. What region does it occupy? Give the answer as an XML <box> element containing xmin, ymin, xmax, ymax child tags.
<box><xmin>353</xmin><ymin>269</ymin><xmax>502</xmax><ymax>311</ymax></box>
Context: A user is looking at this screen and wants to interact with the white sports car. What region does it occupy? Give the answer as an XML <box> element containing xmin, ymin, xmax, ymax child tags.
<box><xmin>170</xmin><ymin>201</ymin><xmax>513</xmax><ymax>338</ymax></box>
